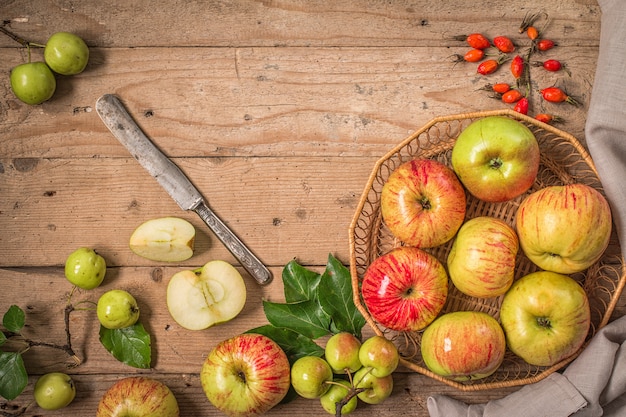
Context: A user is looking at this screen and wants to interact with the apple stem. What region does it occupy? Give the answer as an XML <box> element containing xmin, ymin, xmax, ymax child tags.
<box><xmin>0</xmin><ymin>25</ymin><xmax>29</xmax><ymax>47</ymax></box>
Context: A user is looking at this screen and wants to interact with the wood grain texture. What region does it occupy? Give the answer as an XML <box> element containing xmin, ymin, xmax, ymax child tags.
<box><xmin>0</xmin><ymin>1</ymin><xmax>618</xmax><ymax>416</ymax></box>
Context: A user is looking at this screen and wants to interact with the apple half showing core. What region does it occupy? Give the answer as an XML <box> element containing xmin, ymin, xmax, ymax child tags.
<box><xmin>167</xmin><ymin>260</ymin><xmax>247</xmax><ymax>330</ymax></box>
<box><xmin>361</xmin><ymin>246</ymin><xmax>448</xmax><ymax>332</ymax></box>
<box><xmin>129</xmin><ymin>217</ymin><xmax>196</xmax><ymax>262</ymax></box>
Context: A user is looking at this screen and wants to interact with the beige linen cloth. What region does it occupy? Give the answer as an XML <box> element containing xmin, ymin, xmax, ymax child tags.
<box><xmin>428</xmin><ymin>1</ymin><xmax>626</xmax><ymax>416</ymax></box>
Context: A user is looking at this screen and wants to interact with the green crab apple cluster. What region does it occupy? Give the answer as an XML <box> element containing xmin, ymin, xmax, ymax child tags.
<box><xmin>363</xmin><ymin>115</ymin><xmax>613</xmax><ymax>380</ymax></box>
<box><xmin>291</xmin><ymin>334</ymin><xmax>400</xmax><ymax>415</ymax></box>
<box><xmin>9</xmin><ymin>31</ymin><xmax>89</xmax><ymax>105</ymax></box>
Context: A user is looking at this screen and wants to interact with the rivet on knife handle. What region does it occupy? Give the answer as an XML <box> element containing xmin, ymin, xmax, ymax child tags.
<box><xmin>195</xmin><ymin>203</ymin><xmax>271</xmax><ymax>284</ymax></box>
<box><xmin>95</xmin><ymin>93</ymin><xmax>272</xmax><ymax>285</ymax></box>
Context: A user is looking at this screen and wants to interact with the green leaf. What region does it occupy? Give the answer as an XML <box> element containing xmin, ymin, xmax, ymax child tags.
<box><xmin>263</xmin><ymin>300</ymin><xmax>331</xmax><ymax>340</ymax></box>
<box><xmin>282</xmin><ymin>259</ymin><xmax>321</xmax><ymax>303</ymax></box>
<box><xmin>2</xmin><ymin>305</ymin><xmax>25</xmax><ymax>333</ymax></box>
<box><xmin>246</xmin><ymin>325</ymin><xmax>325</xmax><ymax>364</ymax></box>
<box><xmin>99</xmin><ymin>323</ymin><xmax>151</xmax><ymax>369</ymax></box>
<box><xmin>318</xmin><ymin>254</ymin><xmax>366</xmax><ymax>338</ymax></box>
<box><xmin>0</xmin><ymin>331</ymin><xmax>6</xmax><ymax>346</ymax></box>
<box><xmin>0</xmin><ymin>351</ymin><xmax>27</xmax><ymax>400</ymax></box>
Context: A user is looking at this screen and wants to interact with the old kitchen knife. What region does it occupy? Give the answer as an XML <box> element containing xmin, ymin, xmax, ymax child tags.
<box><xmin>95</xmin><ymin>94</ymin><xmax>272</xmax><ymax>285</ymax></box>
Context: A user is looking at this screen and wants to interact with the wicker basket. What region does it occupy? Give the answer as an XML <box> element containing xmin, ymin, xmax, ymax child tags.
<box><xmin>348</xmin><ymin>109</ymin><xmax>626</xmax><ymax>391</ymax></box>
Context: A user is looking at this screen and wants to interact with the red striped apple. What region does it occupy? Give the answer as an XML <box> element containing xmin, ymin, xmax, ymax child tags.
<box><xmin>451</xmin><ymin>116</ymin><xmax>540</xmax><ymax>202</ymax></box>
<box><xmin>447</xmin><ymin>216</ymin><xmax>519</xmax><ymax>298</ymax></box>
<box><xmin>201</xmin><ymin>334</ymin><xmax>291</xmax><ymax>417</ymax></box>
<box><xmin>516</xmin><ymin>183</ymin><xmax>612</xmax><ymax>274</ymax></box>
<box><xmin>381</xmin><ymin>158</ymin><xmax>466</xmax><ymax>248</ymax></box>
<box><xmin>421</xmin><ymin>311</ymin><xmax>506</xmax><ymax>381</ymax></box>
<box><xmin>500</xmin><ymin>271</ymin><xmax>590</xmax><ymax>367</ymax></box>
<box><xmin>361</xmin><ymin>247</ymin><xmax>448</xmax><ymax>332</ymax></box>
<box><xmin>96</xmin><ymin>377</ymin><xmax>179</xmax><ymax>417</ymax></box>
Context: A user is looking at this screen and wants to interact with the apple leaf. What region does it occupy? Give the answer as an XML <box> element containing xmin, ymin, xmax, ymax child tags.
<box><xmin>246</xmin><ymin>325</ymin><xmax>325</xmax><ymax>364</ymax></box>
<box><xmin>0</xmin><ymin>351</ymin><xmax>27</xmax><ymax>401</ymax></box>
<box><xmin>0</xmin><ymin>331</ymin><xmax>6</xmax><ymax>347</ymax></box>
<box><xmin>2</xmin><ymin>305</ymin><xmax>25</xmax><ymax>333</ymax></box>
<box><xmin>282</xmin><ymin>259</ymin><xmax>321</xmax><ymax>303</ymax></box>
<box><xmin>99</xmin><ymin>322</ymin><xmax>151</xmax><ymax>369</ymax></box>
<box><xmin>318</xmin><ymin>254</ymin><xmax>366</xmax><ymax>338</ymax></box>
<box><xmin>263</xmin><ymin>300</ymin><xmax>331</xmax><ymax>340</ymax></box>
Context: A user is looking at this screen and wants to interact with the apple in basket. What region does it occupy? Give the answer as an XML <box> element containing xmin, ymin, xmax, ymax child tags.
<box><xmin>380</xmin><ymin>158</ymin><xmax>466</xmax><ymax>248</ymax></box>
<box><xmin>500</xmin><ymin>271</ymin><xmax>591</xmax><ymax>367</ymax></box>
<box><xmin>451</xmin><ymin>116</ymin><xmax>540</xmax><ymax>202</ymax></box>
<box><xmin>421</xmin><ymin>311</ymin><xmax>506</xmax><ymax>381</ymax></box>
<box><xmin>516</xmin><ymin>183</ymin><xmax>612</xmax><ymax>274</ymax></box>
<box><xmin>447</xmin><ymin>216</ymin><xmax>519</xmax><ymax>298</ymax></box>
<box><xmin>361</xmin><ymin>246</ymin><xmax>448</xmax><ymax>332</ymax></box>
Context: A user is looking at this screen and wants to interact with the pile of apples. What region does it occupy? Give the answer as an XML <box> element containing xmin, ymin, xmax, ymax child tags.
<box><xmin>362</xmin><ymin>115</ymin><xmax>613</xmax><ymax>381</ymax></box>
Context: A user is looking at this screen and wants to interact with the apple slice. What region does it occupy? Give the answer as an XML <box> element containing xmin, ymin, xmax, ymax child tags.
<box><xmin>166</xmin><ymin>260</ymin><xmax>247</xmax><ymax>330</ymax></box>
<box><xmin>129</xmin><ymin>217</ymin><xmax>195</xmax><ymax>262</ymax></box>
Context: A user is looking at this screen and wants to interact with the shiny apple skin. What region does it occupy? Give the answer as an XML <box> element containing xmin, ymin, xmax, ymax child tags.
<box><xmin>516</xmin><ymin>183</ymin><xmax>612</xmax><ymax>274</ymax></box>
<box><xmin>361</xmin><ymin>247</ymin><xmax>448</xmax><ymax>332</ymax></box>
<box><xmin>451</xmin><ymin>116</ymin><xmax>540</xmax><ymax>202</ymax></box>
<box><xmin>381</xmin><ymin>158</ymin><xmax>466</xmax><ymax>248</ymax></box>
<box><xmin>500</xmin><ymin>271</ymin><xmax>591</xmax><ymax>367</ymax></box>
<box><xmin>421</xmin><ymin>311</ymin><xmax>506</xmax><ymax>381</ymax></box>
<box><xmin>447</xmin><ymin>216</ymin><xmax>519</xmax><ymax>298</ymax></box>
<box><xmin>96</xmin><ymin>377</ymin><xmax>179</xmax><ymax>417</ymax></box>
<box><xmin>201</xmin><ymin>334</ymin><xmax>291</xmax><ymax>417</ymax></box>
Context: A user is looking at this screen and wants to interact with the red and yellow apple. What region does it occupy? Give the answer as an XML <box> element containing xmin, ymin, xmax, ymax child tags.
<box><xmin>96</xmin><ymin>376</ymin><xmax>179</xmax><ymax>417</ymax></box>
<box><xmin>447</xmin><ymin>216</ymin><xmax>519</xmax><ymax>298</ymax></box>
<box><xmin>361</xmin><ymin>247</ymin><xmax>448</xmax><ymax>332</ymax></box>
<box><xmin>380</xmin><ymin>158</ymin><xmax>466</xmax><ymax>248</ymax></box>
<box><xmin>516</xmin><ymin>183</ymin><xmax>612</xmax><ymax>274</ymax></box>
<box><xmin>451</xmin><ymin>116</ymin><xmax>540</xmax><ymax>202</ymax></box>
<box><xmin>420</xmin><ymin>311</ymin><xmax>506</xmax><ymax>381</ymax></box>
<box><xmin>500</xmin><ymin>271</ymin><xmax>591</xmax><ymax>367</ymax></box>
<box><xmin>201</xmin><ymin>333</ymin><xmax>291</xmax><ymax>417</ymax></box>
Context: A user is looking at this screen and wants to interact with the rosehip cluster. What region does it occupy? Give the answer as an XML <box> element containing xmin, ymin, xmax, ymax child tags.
<box><xmin>453</xmin><ymin>11</ymin><xmax>579</xmax><ymax>123</ymax></box>
<box><xmin>1</xmin><ymin>27</ymin><xmax>90</xmax><ymax>105</ymax></box>
<box><xmin>290</xmin><ymin>333</ymin><xmax>400</xmax><ymax>415</ymax></box>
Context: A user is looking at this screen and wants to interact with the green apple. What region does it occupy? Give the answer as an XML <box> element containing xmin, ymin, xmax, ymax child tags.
<box><xmin>129</xmin><ymin>217</ymin><xmax>196</xmax><ymax>262</ymax></box>
<box><xmin>10</xmin><ymin>62</ymin><xmax>56</xmax><ymax>105</ymax></box>
<box><xmin>358</xmin><ymin>336</ymin><xmax>399</xmax><ymax>378</ymax></box>
<box><xmin>44</xmin><ymin>32</ymin><xmax>89</xmax><ymax>75</ymax></box>
<box><xmin>320</xmin><ymin>379</ymin><xmax>358</xmax><ymax>415</ymax></box>
<box><xmin>33</xmin><ymin>372</ymin><xmax>76</xmax><ymax>410</ymax></box>
<box><xmin>166</xmin><ymin>260</ymin><xmax>246</xmax><ymax>330</ymax></box>
<box><xmin>353</xmin><ymin>367</ymin><xmax>393</xmax><ymax>405</ymax></box>
<box><xmin>451</xmin><ymin>116</ymin><xmax>540</xmax><ymax>202</ymax></box>
<box><xmin>325</xmin><ymin>332</ymin><xmax>362</xmax><ymax>374</ymax></box>
<box><xmin>500</xmin><ymin>271</ymin><xmax>591</xmax><ymax>367</ymax></box>
<box><xmin>516</xmin><ymin>183</ymin><xmax>612</xmax><ymax>274</ymax></box>
<box><xmin>421</xmin><ymin>311</ymin><xmax>506</xmax><ymax>381</ymax></box>
<box><xmin>64</xmin><ymin>247</ymin><xmax>107</xmax><ymax>289</ymax></box>
<box><xmin>290</xmin><ymin>356</ymin><xmax>333</xmax><ymax>399</ymax></box>
<box><xmin>447</xmin><ymin>216</ymin><xmax>519</xmax><ymax>298</ymax></box>
<box><xmin>97</xmin><ymin>289</ymin><xmax>140</xmax><ymax>329</ymax></box>
<box><xmin>96</xmin><ymin>376</ymin><xmax>179</xmax><ymax>417</ymax></box>
<box><xmin>201</xmin><ymin>334</ymin><xmax>290</xmax><ymax>417</ymax></box>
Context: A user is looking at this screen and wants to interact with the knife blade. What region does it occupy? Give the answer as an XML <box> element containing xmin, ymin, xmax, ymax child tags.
<box><xmin>95</xmin><ymin>94</ymin><xmax>272</xmax><ymax>285</ymax></box>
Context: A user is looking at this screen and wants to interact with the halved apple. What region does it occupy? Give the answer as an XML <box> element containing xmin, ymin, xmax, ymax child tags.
<box><xmin>166</xmin><ymin>260</ymin><xmax>247</xmax><ymax>330</ymax></box>
<box><xmin>129</xmin><ymin>217</ymin><xmax>195</xmax><ymax>262</ymax></box>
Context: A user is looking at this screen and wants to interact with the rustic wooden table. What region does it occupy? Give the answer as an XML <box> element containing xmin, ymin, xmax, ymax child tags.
<box><xmin>2</xmin><ymin>1</ymin><xmax>623</xmax><ymax>416</ymax></box>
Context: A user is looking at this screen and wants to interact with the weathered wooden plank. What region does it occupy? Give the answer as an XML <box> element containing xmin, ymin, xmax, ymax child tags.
<box><xmin>0</xmin><ymin>0</ymin><xmax>601</xmax><ymax>48</ymax></box>
<box><xmin>0</xmin><ymin>46</ymin><xmax>596</xmax><ymax>158</ymax></box>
